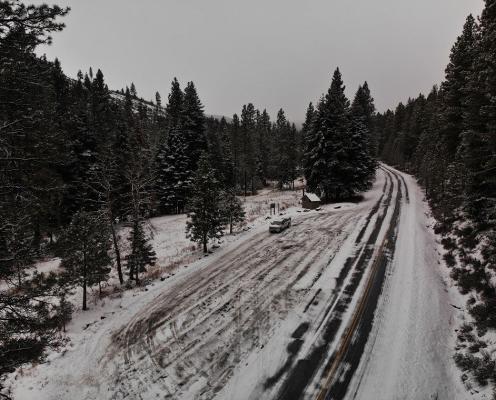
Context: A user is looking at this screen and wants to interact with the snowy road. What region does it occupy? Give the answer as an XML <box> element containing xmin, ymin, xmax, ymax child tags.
<box><xmin>346</xmin><ymin>166</ymin><xmax>467</xmax><ymax>400</ymax></box>
<box><xmin>11</xmin><ymin>166</ymin><xmax>467</xmax><ymax>400</ymax></box>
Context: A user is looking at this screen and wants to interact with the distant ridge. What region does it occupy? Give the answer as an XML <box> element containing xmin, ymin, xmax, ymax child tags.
<box><xmin>110</xmin><ymin>90</ymin><xmax>232</xmax><ymax>123</ymax></box>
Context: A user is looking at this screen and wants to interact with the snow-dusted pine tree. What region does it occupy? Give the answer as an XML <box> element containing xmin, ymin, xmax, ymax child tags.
<box><xmin>186</xmin><ymin>155</ymin><xmax>224</xmax><ymax>253</ymax></box>
<box><xmin>165</xmin><ymin>78</ymin><xmax>183</xmax><ymax>132</ymax></box>
<box><xmin>156</xmin><ymin>127</ymin><xmax>192</xmax><ymax>214</ymax></box>
<box><xmin>460</xmin><ymin>1</ymin><xmax>496</xmax><ymax>224</ymax></box>
<box><xmin>441</xmin><ymin>15</ymin><xmax>477</xmax><ymax>158</ymax></box>
<box><xmin>304</xmin><ymin>68</ymin><xmax>356</xmax><ymax>201</ymax></box>
<box><xmin>351</xmin><ymin>82</ymin><xmax>377</xmax><ymax>156</ymax></box>
<box><xmin>221</xmin><ymin>188</ymin><xmax>245</xmax><ymax>234</ymax></box>
<box><xmin>59</xmin><ymin>211</ymin><xmax>111</xmax><ymax>310</ymax></box>
<box><xmin>255</xmin><ymin>109</ymin><xmax>271</xmax><ymax>185</ymax></box>
<box><xmin>240</xmin><ymin>103</ymin><xmax>257</xmax><ymax>194</ymax></box>
<box><xmin>125</xmin><ymin>221</ymin><xmax>156</xmax><ymax>283</ymax></box>
<box><xmin>183</xmin><ymin>81</ymin><xmax>207</xmax><ymax>171</ymax></box>
<box><xmin>274</xmin><ymin>109</ymin><xmax>297</xmax><ymax>189</ymax></box>
<box><xmin>350</xmin><ymin>84</ymin><xmax>377</xmax><ymax>187</ymax></box>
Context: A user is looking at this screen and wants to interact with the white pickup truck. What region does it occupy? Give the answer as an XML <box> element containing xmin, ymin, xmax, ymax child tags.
<box><xmin>269</xmin><ymin>217</ymin><xmax>292</xmax><ymax>233</ymax></box>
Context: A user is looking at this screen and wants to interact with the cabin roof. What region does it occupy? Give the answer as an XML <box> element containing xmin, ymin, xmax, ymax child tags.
<box><xmin>304</xmin><ymin>192</ymin><xmax>320</xmax><ymax>202</ymax></box>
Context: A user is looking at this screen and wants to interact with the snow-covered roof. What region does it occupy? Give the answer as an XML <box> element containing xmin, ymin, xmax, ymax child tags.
<box><xmin>304</xmin><ymin>192</ymin><xmax>320</xmax><ymax>202</ymax></box>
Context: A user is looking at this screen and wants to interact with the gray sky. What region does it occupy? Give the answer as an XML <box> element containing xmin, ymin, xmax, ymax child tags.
<box><xmin>34</xmin><ymin>0</ymin><xmax>484</xmax><ymax>122</ymax></box>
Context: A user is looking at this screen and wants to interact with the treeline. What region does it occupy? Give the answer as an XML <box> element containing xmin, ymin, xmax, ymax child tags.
<box><xmin>302</xmin><ymin>68</ymin><xmax>377</xmax><ymax>202</ymax></box>
<box><xmin>376</xmin><ymin>1</ymin><xmax>496</xmax><ymax>390</ymax></box>
<box><xmin>0</xmin><ymin>1</ymin><xmax>304</xmax><ymax>377</ymax></box>
<box><xmin>158</xmin><ymin>86</ymin><xmax>302</xmax><ymax>216</ymax></box>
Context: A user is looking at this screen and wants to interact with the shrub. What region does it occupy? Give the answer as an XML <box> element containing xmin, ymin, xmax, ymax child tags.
<box><xmin>469</xmin><ymin>299</ymin><xmax>496</xmax><ymax>330</ymax></box>
<box><xmin>441</xmin><ymin>237</ymin><xmax>457</xmax><ymax>251</ymax></box>
<box><xmin>474</xmin><ymin>352</ymin><xmax>495</xmax><ymax>386</ymax></box>
<box><xmin>443</xmin><ymin>252</ymin><xmax>457</xmax><ymax>267</ymax></box>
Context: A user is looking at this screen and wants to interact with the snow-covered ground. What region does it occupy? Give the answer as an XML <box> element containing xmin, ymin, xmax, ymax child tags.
<box><xmin>135</xmin><ymin>186</ymin><xmax>303</xmax><ymax>280</ymax></box>
<box><xmin>29</xmin><ymin>186</ymin><xmax>303</xmax><ymax>291</ymax></box>
<box><xmin>4</xmin><ymin>185</ymin><xmax>307</xmax><ymax>399</ymax></box>
<box><xmin>5</xmin><ymin>167</ymin><xmax>482</xmax><ymax>400</ymax></box>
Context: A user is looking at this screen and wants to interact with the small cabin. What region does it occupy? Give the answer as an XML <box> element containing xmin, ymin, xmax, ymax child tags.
<box><xmin>302</xmin><ymin>192</ymin><xmax>321</xmax><ymax>209</ymax></box>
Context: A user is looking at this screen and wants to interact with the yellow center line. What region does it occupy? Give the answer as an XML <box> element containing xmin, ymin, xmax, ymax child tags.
<box><xmin>315</xmin><ymin>234</ymin><xmax>389</xmax><ymax>400</ymax></box>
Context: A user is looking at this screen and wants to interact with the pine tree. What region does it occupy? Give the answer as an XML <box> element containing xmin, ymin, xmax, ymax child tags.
<box><xmin>0</xmin><ymin>3</ymin><xmax>70</xmax><ymax>265</ymax></box>
<box><xmin>221</xmin><ymin>189</ymin><xmax>246</xmax><ymax>234</ymax></box>
<box><xmin>350</xmin><ymin>84</ymin><xmax>377</xmax><ymax>184</ymax></box>
<box><xmin>182</xmin><ymin>81</ymin><xmax>207</xmax><ymax>171</ymax></box>
<box><xmin>274</xmin><ymin>109</ymin><xmax>296</xmax><ymax>188</ymax></box>
<box><xmin>351</xmin><ymin>82</ymin><xmax>375</xmax><ymax>128</ymax></box>
<box><xmin>441</xmin><ymin>15</ymin><xmax>477</xmax><ymax>158</ymax></box>
<box><xmin>348</xmin><ymin>118</ymin><xmax>376</xmax><ymax>192</ymax></box>
<box><xmin>156</xmin><ymin>127</ymin><xmax>192</xmax><ymax>213</ymax></box>
<box><xmin>254</xmin><ymin>109</ymin><xmax>271</xmax><ymax>185</ymax></box>
<box><xmin>240</xmin><ymin>103</ymin><xmax>257</xmax><ymax>194</ymax></box>
<box><xmin>206</xmin><ymin>117</ymin><xmax>235</xmax><ymax>188</ymax></box>
<box><xmin>351</xmin><ymin>82</ymin><xmax>377</xmax><ymax>156</ymax></box>
<box><xmin>110</xmin><ymin>86</ymin><xmax>135</xmax><ymax>216</ymax></box>
<box><xmin>66</xmin><ymin>67</ymin><xmax>115</xmax><ymax>213</ymax></box>
<box><xmin>186</xmin><ymin>155</ymin><xmax>224</xmax><ymax>253</ymax></box>
<box><xmin>130</xmin><ymin>82</ymin><xmax>137</xmax><ymax>98</ymax></box>
<box><xmin>302</xmin><ymin>102</ymin><xmax>317</xmax><ymax>186</ymax></box>
<box><xmin>305</xmin><ymin>68</ymin><xmax>357</xmax><ymax>201</ymax></box>
<box><xmin>153</xmin><ymin>91</ymin><xmax>166</xmax><ymax>133</ymax></box>
<box><xmin>125</xmin><ymin>221</ymin><xmax>156</xmax><ymax>283</ymax></box>
<box><xmin>290</xmin><ymin>123</ymin><xmax>300</xmax><ymax>185</ymax></box>
<box><xmin>56</xmin><ymin>292</ymin><xmax>73</xmax><ymax>333</ymax></box>
<box><xmin>165</xmin><ymin>78</ymin><xmax>183</xmax><ymax>132</ymax></box>
<box><xmin>230</xmin><ymin>113</ymin><xmax>241</xmax><ymax>189</ymax></box>
<box><xmin>3</xmin><ymin>215</ymin><xmax>34</xmax><ymax>287</ymax></box>
<box><xmin>155</xmin><ymin>79</ymin><xmax>207</xmax><ymax>214</ymax></box>
<box><xmin>0</xmin><ymin>1</ymin><xmax>69</xmax><ymax>46</ymax></box>
<box><xmin>218</xmin><ymin>117</ymin><xmax>236</xmax><ymax>188</ymax></box>
<box><xmin>460</xmin><ymin>1</ymin><xmax>496</xmax><ymax>224</ymax></box>
<box><xmin>0</xmin><ymin>270</ymin><xmax>63</xmax><ymax>375</ymax></box>
<box><xmin>59</xmin><ymin>211</ymin><xmax>111</xmax><ymax>310</ymax></box>
<box><xmin>302</xmin><ymin>103</ymin><xmax>315</xmax><ymax>140</ymax></box>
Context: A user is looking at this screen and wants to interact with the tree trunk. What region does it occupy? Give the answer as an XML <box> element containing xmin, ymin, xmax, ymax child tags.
<box><xmin>17</xmin><ymin>263</ymin><xmax>22</xmax><ymax>287</ymax></box>
<box><xmin>33</xmin><ymin>216</ymin><xmax>41</xmax><ymax>254</ymax></box>
<box><xmin>110</xmin><ymin>219</ymin><xmax>123</xmax><ymax>285</ymax></box>
<box><xmin>83</xmin><ymin>250</ymin><xmax>87</xmax><ymax>311</ymax></box>
<box><xmin>229</xmin><ymin>216</ymin><xmax>233</xmax><ymax>235</ymax></box>
<box><xmin>203</xmin><ymin>234</ymin><xmax>208</xmax><ymax>253</ymax></box>
<box><xmin>82</xmin><ymin>279</ymin><xmax>87</xmax><ymax>311</ymax></box>
<box><xmin>244</xmin><ymin>170</ymin><xmax>248</xmax><ymax>197</ymax></box>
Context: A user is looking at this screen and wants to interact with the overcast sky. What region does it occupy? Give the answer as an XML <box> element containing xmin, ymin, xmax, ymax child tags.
<box><xmin>33</xmin><ymin>0</ymin><xmax>484</xmax><ymax>122</ymax></box>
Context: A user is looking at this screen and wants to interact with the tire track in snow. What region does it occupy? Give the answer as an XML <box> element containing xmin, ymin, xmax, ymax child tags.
<box><xmin>152</xmin><ymin>216</ymin><xmax>354</xmax><ymax>397</ymax></box>
<box><xmin>381</xmin><ymin>164</ymin><xmax>409</xmax><ymax>204</ymax></box>
<box><xmin>104</xmin><ymin>208</ymin><xmax>363</xmax><ymax>399</ymax></box>
<box><xmin>346</xmin><ymin>167</ymin><xmax>412</xmax><ymax>400</ymax></box>
<box><xmin>316</xmin><ymin>168</ymin><xmax>404</xmax><ymax>400</ymax></box>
